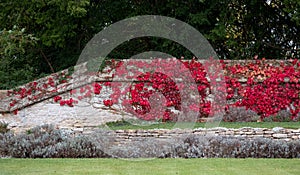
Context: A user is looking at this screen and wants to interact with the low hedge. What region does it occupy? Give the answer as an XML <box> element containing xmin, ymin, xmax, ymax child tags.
<box><xmin>1</xmin><ymin>125</ymin><xmax>299</xmax><ymax>158</ymax></box>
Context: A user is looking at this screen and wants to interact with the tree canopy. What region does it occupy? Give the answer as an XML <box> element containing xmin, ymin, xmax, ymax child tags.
<box><xmin>0</xmin><ymin>0</ymin><xmax>299</xmax><ymax>89</ymax></box>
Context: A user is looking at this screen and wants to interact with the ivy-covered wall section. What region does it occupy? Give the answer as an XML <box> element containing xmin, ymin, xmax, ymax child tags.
<box><xmin>0</xmin><ymin>58</ymin><xmax>299</xmax><ymax>133</ymax></box>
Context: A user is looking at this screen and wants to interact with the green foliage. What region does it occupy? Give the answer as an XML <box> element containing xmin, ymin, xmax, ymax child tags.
<box><xmin>0</xmin><ymin>0</ymin><xmax>90</xmax><ymax>89</ymax></box>
<box><xmin>0</xmin><ymin>0</ymin><xmax>299</xmax><ymax>88</ymax></box>
<box><xmin>283</xmin><ymin>0</ymin><xmax>300</xmax><ymax>25</ymax></box>
<box><xmin>70</xmin><ymin>0</ymin><xmax>300</xmax><ymax>60</ymax></box>
<box><xmin>0</xmin><ymin>26</ymin><xmax>39</xmax><ymax>89</ymax></box>
<box><xmin>205</xmin><ymin>0</ymin><xmax>300</xmax><ymax>59</ymax></box>
<box><xmin>0</xmin><ymin>26</ymin><xmax>38</xmax><ymax>57</ymax></box>
<box><xmin>0</xmin><ymin>0</ymin><xmax>89</xmax><ymax>48</ymax></box>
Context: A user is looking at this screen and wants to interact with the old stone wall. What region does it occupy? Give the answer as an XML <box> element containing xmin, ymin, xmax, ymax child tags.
<box><xmin>0</xmin><ymin>59</ymin><xmax>299</xmax><ymax>133</ymax></box>
<box><xmin>1</xmin><ymin>59</ymin><xmax>298</xmax><ymax>112</ymax></box>
<box><xmin>109</xmin><ymin>127</ymin><xmax>300</xmax><ymax>145</ymax></box>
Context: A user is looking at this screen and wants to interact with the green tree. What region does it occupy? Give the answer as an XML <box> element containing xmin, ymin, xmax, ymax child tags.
<box><xmin>212</xmin><ymin>0</ymin><xmax>300</xmax><ymax>59</ymax></box>
<box><xmin>0</xmin><ymin>0</ymin><xmax>299</xmax><ymax>89</ymax></box>
<box><xmin>0</xmin><ymin>0</ymin><xmax>89</xmax><ymax>88</ymax></box>
<box><xmin>102</xmin><ymin>0</ymin><xmax>300</xmax><ymax>59</ymax></box>
<box><xmin>0</xmin><ymin>26</ymin><xmax>38</xmax><ymax>88</ymax></box>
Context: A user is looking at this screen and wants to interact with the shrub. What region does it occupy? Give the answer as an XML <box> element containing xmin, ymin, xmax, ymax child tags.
<box><xmin>0</xmin><ymin>125</ymin><xmax>110</xmax><ymax>158</ymax></box>
<box><xmin>263</xmin><ymin>110</ymin><xmax>298</xmax><ymax>122</ymax></box>
<box><xmin>223</xmin><ymin>106</ymin><xmax>259</xmax><ymax>122</ymax></box>
<box><xmin>172</xmin><ymin>135</ymin><xmax>300</xmax><ymax>158</ymax></box>
<box><xmin>109</xmin><ymin>138</ymin><xmax>173</xmax><ymax>158</ymax></box>
<box><xmin>1</xmin><ymin>125</ymin><xmax>300</xmax><ymax>158</ymax></box>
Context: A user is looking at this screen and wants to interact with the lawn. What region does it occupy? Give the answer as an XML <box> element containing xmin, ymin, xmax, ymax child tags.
<box><xmin>0</xmin><ymin>158</ymin><xmax>299</xmax><ymax>175</ymax></box>
<box><xmin>104</xmin><ymin>120</ymin><xmax>300</xmax><ymax>130</ymax></box>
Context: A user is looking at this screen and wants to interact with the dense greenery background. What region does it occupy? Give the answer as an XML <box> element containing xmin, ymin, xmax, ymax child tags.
<box><xmin>0</xmin><ymin>0</ymin><xmax>299</xmax><ymax>89</ymax></box>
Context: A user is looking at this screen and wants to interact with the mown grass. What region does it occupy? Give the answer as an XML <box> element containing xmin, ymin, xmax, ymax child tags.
<box><xmin>0</xmin><ymin>158</ymin><xmax>299</xmax><ymax>175</ymax></box>
<box><xmin>104</xmin><ymin>120</ymin><xmax>300</xmax><ymax>130</ymax></box>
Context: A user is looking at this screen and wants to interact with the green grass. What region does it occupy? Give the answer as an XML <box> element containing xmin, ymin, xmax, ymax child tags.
<box><xmin>0</xmin><ymin>158</ymin><xmax>299</xmax><ymax>175</ymax></box>
<box><xmin>104</xmin><ymin>120</ymin><xmax>300</xmax><ymax>130</ymax></box>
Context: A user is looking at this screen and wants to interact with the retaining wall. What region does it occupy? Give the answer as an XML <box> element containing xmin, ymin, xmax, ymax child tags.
<box><xmin>111</xmin><ymin>127</ymin><xmax>300</xmax><ymax>144</ymax></box>
<box><xmin>0</xmin><ymin>59</ymin><xmax>299</xmax><ymax>133</ymax></box>
<box><xmin>1</xmin><ymin>59</ymin><xmax>299</xmax><ymax>113</ymax></box>
<box><xmin>72</xmin><ymin>127</ymin><xmax>300</xmax><ymax>146</ymax></box>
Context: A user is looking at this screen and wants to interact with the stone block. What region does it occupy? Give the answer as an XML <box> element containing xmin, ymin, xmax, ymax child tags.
<box><xmin>292</xmin><ymin>129</ymin><xmax>300</xmax><ymax>133</ymax></box>
<box><xmin>255</xmin><ymin>131</ymin><xmax>264</xmax><ymax>135</ymax></box>
<box><xmin>264</xmin><ymin>134</ymin><xmax>272</xmax><ymax>138</ymax></box>
<box><xmin>244</xmin><ymin>131</ymin><xmax>254</xmax><ymax>135</ymax></box>
<box><xmin>225</xmin><ymin>131</ymin><xmax>234</xmax><ymax>135</ymax></box>
<box><xmin>273</xmin><ymin>134</ymin><xmax>287</xmax><ymax>138</ymax></box>
<box><xmin>272</xmin><ymin>127</ymin><xmax>284</xmax><ymax>133</ymax></box>
<box><xmin>264</xmin><ymin>130</ymin><xmax>274</xmax><ymax>134</ymax></box>
<box><xmin>73</xmin><ymin>122</ymin><xmax>85</xmax><ymax>128</ymax></box>
<box><xmin>73</xmin><ymin>128</ymin><xmax>84</xmax><ymax>132</ymax></box>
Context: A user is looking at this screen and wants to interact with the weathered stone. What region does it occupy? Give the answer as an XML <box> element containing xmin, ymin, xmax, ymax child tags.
<box><xmin>74</xmin><ymin>123</ymin><xmax>84</xmax><ymax>128</ymax></box>
<box><xmin>272</xmin><ymin>127</ymin><xmax>284</xmax><ymax>133</ymax></box>
<box><xmin>73</xmin><ymin>128</ymin><xmax>84</xmax><ymax>132</ymax></box>
<box><xmin>252</xmin><ymin>127</ymin><xmax>264</xmax><ymax>131</ymax></box>
<box><xmin>264</xmin><ymin>131</ymin><xmax>274</xmax><ymax>134</ymax></box>
<box><xmin>264</xmin><ymin>134</ymin><xmax>272</xmax><ymax>138</ymax></box>
<box><xmin>206</xmin><ymin>131</ymin><xmax>217</xmax><ymax>135</ymax></box>
<box><xmin>255</xmin><ymin>131</ymin><xmax>264</xmax><ymax>135</ymax></box>
<box><xmin>273</xmin><ymin>134</ymin><xmax>288</xmax><ymax>138</ymax></box>
<box><xmin>194</xmin><ymin>132</ymin><xmax>206</xmax><ymax>136</ymax></box>
<box><xmin>292</xmin><ymin>129</ymin><xmax>300</xmax><ymax>133</ymax></box>
<box><xmin>244</xmin><ymin>131</ymin><xmax>254</xmax><ymax>135</ymax></box>
<box><xmin>241</xmin><ymin>127</ymin><xmax>253</xmax><ymax>130</ymax></box>
<box><xmin>225</xmin><ymin>131</ymin><xmax>234</xmax><ymax>135</ymax></box>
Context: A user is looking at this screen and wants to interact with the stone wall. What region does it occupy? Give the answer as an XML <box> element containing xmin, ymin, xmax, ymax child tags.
<box><xmin>0</xmin><ymin>59</ymin><xmax>299</xmax><ymax>133</ymax></box>
<box><xmin>110</xmin><ymin>127</ymin><xmax>300</xmax><ymax>145</ymax></box>
<box><xmin>1</xmin><ymin>59</ymin><xmax>298</xmax><ymax>113</ymax></box>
